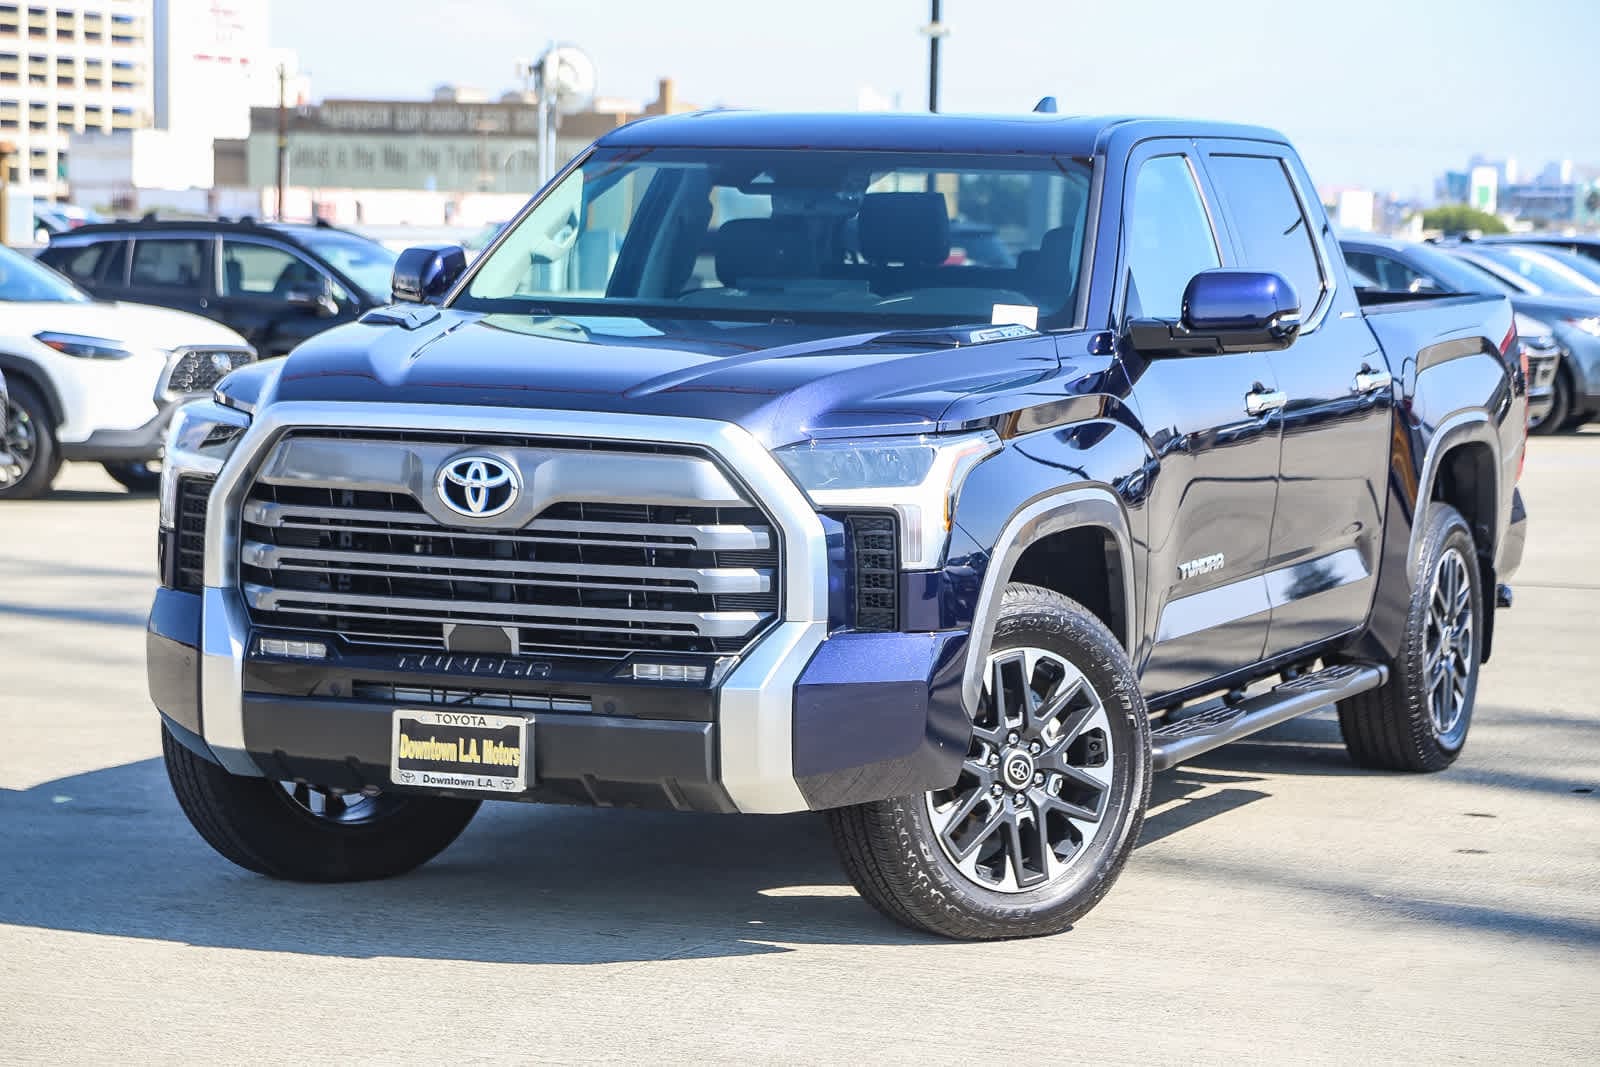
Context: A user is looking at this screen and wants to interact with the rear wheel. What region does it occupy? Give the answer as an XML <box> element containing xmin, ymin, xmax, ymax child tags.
<box><xmin>162</xmin><ymin>724</ymin><xmax>481</xmax><ymax>881</ymax></box>
<box><xmin>829</xmin><ymin>584</ymin><xmax>1150</xmax><ymax>940</ymax></box>
<box><xmin>0</xmin><ymin>379</ymin><xmax>61</xmax><ymax>500</ymax></box>
<box><xmin>1337</xmin><ymin>504</ymin><xmax>1480</xmax><ymax>771</ymax></box>
<box><xmin>102</xmin><ymin>459</ymin><xmax>162</xmax><ymax>493</ymax></box>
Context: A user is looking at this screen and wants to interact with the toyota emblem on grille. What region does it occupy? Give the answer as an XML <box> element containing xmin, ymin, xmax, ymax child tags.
<box><xmin>436</xmin><ymin>455</ymin><xmax>520</xmax><ymax>518</ymax></box>
<box><xmin>209</xmin><ymin>352</ymin><xmax>234</xmax><ymax>374</ymax></box>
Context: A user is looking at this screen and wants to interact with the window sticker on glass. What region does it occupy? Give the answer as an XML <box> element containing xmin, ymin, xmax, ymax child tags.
<box><xmin>991</xmin><ymin>303</ymin><xmax>1038</xmax><ymax>329</ymax></box>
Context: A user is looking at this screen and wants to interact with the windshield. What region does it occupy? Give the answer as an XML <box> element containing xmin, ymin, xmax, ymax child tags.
<box><xmin>1516</xmin><ymin>245</ymin><xmax>1600</xmax><ymax>289</ymax></box>
<box><xmin>458</xmin><ymin>147</ymin><xmax>1095</xmax><ymax>327</ymax></box>
<box><xmin>296</xmin><ymin>231</ymin><xmax>398</xmax><ymax>300</ymax></box>
<box><xmin>0</xmin><ymin>245</ymin><xmax>89</xmax><ymax>303</ymax></box>
<box><xmin>1470</xmin><ymin>245</ymin><xmax>1600</xmax><ymax>297</ymax></box>
<box><xmin>1444</xmin><ymin>251</ymin><xmax>1527</xmax><ymax>294</ymax></box>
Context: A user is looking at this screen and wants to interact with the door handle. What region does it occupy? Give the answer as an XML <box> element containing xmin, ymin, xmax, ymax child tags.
<box><xmin>1353</xmin><ymin>367</ymin><xmax>1393</xmax><ymax>394</ymax></box>
<box><xmin>1244</xmin><ymin>388</ymin><xmax>1288</xmax><ymax>416</ymax></box>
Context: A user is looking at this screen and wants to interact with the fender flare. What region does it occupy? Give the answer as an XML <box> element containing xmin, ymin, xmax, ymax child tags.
<box><xmin>0</xmin><ymin>352</ymin><xmax>63</xmax><ymax>425</ymax></box>
<box><xmin>1407</xmin><ymin>410</ymin><xmax>1501</xmax><ymax>582</ymax></box>
<box><xmin>959</xmin><ymin>485</ymin><xmax>1137</xmax><ymax>716</ymax></box>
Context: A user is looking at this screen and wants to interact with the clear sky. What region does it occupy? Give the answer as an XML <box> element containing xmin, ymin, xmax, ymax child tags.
<box><xmin>270</xmin><ymin>0</ymin><xmax>1600</xmax><ymax>198</ymax></box>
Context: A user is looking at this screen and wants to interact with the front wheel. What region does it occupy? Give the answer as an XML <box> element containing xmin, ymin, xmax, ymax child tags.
<box><xmin>0</xmin><ymin>379</ymin><xmax>62</xmax><ymax>500</ymax></box>
<box><xmin>102</xmin><ymin>459</ymin><xmax>162</xmax><ymax>493</ymax></box>
<box><xmin>162</xmin><ymin>725</ymin><xmax>481</xmax><ymax>881</ymax></box>
<box><xmin>1527</xmin><ymin>369</ymin><xmax>1570</xmax><ymax>435</ymax></box>
<box><xmin>829</xmin><ymin>584</ymin><xmax>1151</xmax><ymax>940</ymax></box>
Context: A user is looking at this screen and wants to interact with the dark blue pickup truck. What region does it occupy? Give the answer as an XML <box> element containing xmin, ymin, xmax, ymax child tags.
<box><xmin>148</xmin><ymin>111</ymin><xmax>1528</xmax><ymax>940</ymax></box>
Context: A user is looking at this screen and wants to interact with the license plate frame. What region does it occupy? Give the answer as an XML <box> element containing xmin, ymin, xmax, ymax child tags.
<box><xmin>390</xmin><ymin>708</ymin><xmax>530</xmax><ymax>794</ymax></box>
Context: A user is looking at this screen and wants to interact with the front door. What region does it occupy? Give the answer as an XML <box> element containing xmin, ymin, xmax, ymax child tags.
<box><xmin>1203</xmin><ymin>147</ymin><xmax>1392</xmax><ymax>658</ymax></box>
<box><xmin>1117</xmin><ymin>147</ymin><xmax>1283</xmax><ymax>697</ymax></box>
<box><xmin>216</xmin><ymin>238</ymin><xmax>352</xmax><ymax>358</ymax></box>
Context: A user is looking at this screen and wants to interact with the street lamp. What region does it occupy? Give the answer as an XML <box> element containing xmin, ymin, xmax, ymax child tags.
<box><xmin>921</xmin><ymin>1</ymin><xmax>950</xmax><ymax>113</ymax></box>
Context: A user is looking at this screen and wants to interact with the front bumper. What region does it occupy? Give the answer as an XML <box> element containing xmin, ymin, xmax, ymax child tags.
<box><xmin>148</xmin><ymin>586</ymin><xmax>970</xmax><ymax>814</ymax></box>
<box><xmin>60</xmin><ymin>402</ymin><xmax>176</xmax><ymax>463</ymax></box>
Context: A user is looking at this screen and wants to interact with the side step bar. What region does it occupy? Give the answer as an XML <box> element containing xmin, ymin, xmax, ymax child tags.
<box><xmin>1150</xmin><ymin>662</ymin><xmax>1387</xmax><ymax>771</ymax></box>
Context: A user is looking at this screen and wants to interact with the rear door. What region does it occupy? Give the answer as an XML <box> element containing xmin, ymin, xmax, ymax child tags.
<box><xmin>1201</xmin><ymin>144</ymin><xmax>1392</xmax><ymax>658</ymax></box>
<box><xmin>123</xmin><ymin>235</ymin><xmax>214</xmax><ymax>318</ymax></box>
<box><xmin>1118</xmin><ymin>143</ymin><xmax>1283</xmax><ymax>697</ymax></box>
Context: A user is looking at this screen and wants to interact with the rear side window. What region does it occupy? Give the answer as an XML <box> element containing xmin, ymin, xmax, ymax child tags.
<box><xmin>1124</xmin><ymin>154</ymin><xmax>1220</xmax><ymax>320</ymax></box>
<box><xmin>1344</xmin><ymin>249</ymin><xmax>1429</xmax><ymax>292</ymax></box>
<box><xmin>130</xmin><ymin>238</ymin><xmax>206</xmax><ymax>289</ymax></box>
<box><xmin>1207</xmin><ymin>155</ymin><xmax>1326</xmax><ymax>317</ymax></box>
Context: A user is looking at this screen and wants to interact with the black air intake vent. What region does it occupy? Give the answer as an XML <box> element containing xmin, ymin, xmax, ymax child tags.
<box><xmin>175</xmin><ymin>476</ymin><xmax>213</xmax><ymax>592</ymax></box>
<box><xmin>846</xmin><ymin>514</ymin><xmax>898</xmax><ymax>631</ymax></box>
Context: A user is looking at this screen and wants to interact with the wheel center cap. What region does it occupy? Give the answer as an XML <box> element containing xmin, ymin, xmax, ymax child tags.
<box><xmin>1001</xmin><ymin>748</ymin><xmax>1035</xmax><ymax>790</ymax></box>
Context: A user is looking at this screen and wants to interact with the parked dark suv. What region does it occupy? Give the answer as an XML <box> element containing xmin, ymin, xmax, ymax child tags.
<box><xmin>38</xmin><ymin>219</ymin><xmax>398</xmax><ymax>359</ymax></box>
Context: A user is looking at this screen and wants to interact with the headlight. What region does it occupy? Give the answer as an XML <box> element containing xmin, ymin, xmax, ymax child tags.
<box><xmin>775</xmin><ymin>431</ymin><xmax>1000</xmax><ymax>568</ymax></box>
<box><xmin>34</xmin><ymin>331</ymin><xmax>133</xmax><ymax>360</ymax></box>
<box><xmin>1563</xmin><ymin>316</ymin><xmax>1600</xmax><ymax>337</ymax></box>
<box><xmin>158</xmin><ymin>399</ymin><xmax>251</xmax><ymax>529</ymax></box>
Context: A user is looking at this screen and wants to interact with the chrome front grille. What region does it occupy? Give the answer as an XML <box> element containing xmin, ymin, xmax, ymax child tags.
<box><xmin>238</xmin><ymin>432</ymin><xmax>781</xmax><ymax>663</ymax></box>
<box><xmin>160</xmin><ymin>347</ymin><xmax>256</xmax><ymax>401</ymax></box>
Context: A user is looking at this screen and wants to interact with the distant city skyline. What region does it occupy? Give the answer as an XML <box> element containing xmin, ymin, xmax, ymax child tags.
<box><xmin>270</xmin><ymin>0</ymin><xmax>1600</xmax><ymax>199</ymax></box>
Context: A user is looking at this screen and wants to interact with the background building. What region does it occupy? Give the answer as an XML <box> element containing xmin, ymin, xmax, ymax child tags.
<box><xmin>226</xmin><ymin>77</ymin><xmax>692</xmax><ymax>226</ymax></box>
<box><xmin>67</xmin><ymin>0</ymin><xmax>304</xmax><ymax>213</ymax></box>
<box><xmin>0</xmin><ymin>1</ymin><xmax>154</xmax><ymax>198</ymax></box>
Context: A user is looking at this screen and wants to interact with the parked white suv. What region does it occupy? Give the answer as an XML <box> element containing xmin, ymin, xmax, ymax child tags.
<box><xmin>0</xmin><ymin>245</ymin><xmax>254</xmax><ymax>499</ymax></box>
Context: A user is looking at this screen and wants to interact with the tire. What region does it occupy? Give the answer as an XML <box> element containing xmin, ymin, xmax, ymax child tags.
<box><xmin>102</xmin><ymin>459</ymin><xmax>162</xmax><ymax>493</ymax></box>
<box><xmin>1528</xmin><ymin>368</ymin><xmax>1570</xmax><ymax>435</ymax></box>
<box><xmin>162</xmin><ymin>724</ymin><xmax>481</xmax><ymax>881</ymax></box>
<box><xmin>0</xmin><ymin>379</ymin><xmax>62</xmax><ymax>500</ymax></box>
<box><xmin>1337</xmin><ymin>504</ymin><xmax>1481</xmax><ymax>772</ymax></box>
<box><xmin>828</xmin><ymin>583</ymin><xmax>1151</xmax><ymax>940</ymax></box>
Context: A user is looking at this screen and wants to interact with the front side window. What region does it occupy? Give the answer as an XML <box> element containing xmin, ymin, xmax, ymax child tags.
<box><xmin>130</xmin><ymin>238</ymin><xmax>205</xmax><ymax>289</ymax></box>
<box><xmin>460</xmin><ymin>148</ymin><xmax>1094</xmax><ymax>326</ymax></box>
<box><xmin>221</xmin><ymin>240</ymin><xmax>325</xmax><ymax>298</ymax></box>
<box><xmin>1123</xmin><ymin>154</ymin><xmax>1220</xmax><ymax>320</ymax></box>
<box><xmin>295</xmin><ymin>231</ymin><xmax>397</xmax><ymax>301</ymax></box>
<box><xmin>1207</xmin><ymin>154</ymin><xmax>1326</xmax><ymax>318</ymax></box>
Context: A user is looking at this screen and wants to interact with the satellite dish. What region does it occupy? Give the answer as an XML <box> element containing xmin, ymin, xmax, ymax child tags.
<box><xmin>541</xmin><ymin>46</ymin><xmax>596</xmax><ymax>113</ymax></box>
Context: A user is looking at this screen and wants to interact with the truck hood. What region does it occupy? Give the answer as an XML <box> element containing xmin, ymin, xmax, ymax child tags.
<box><xmin>0</xmin><ymin>300</ymin><xmax>249</xmax><ymax>351</ymax></box>
<box><xmin>266</xmin><ymin>309</ymin><xmax>1067</xmax><ymax>446</ymax></box>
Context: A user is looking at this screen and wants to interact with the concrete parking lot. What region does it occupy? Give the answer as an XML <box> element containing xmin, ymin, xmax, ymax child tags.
<box><xmin>1</xmin><ymin>436</ymin><xmax>1596</xmax><ymax>1064</ymax></box>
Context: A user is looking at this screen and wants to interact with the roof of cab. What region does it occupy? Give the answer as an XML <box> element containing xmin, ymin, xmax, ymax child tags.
<box><xmin>596</xmin><ymin>110</ymin><xmax>1288</xmax><ymax>157</ymax></box>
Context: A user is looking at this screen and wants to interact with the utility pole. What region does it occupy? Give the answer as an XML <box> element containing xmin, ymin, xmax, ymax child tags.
<box><xmin>924</xmin><ymin>0</ymin><xmax>948</xmax><ymax>113</ymax></box>
<box><xmin>275</xmin><ymin>63</ymin><xmax>287</xmax><ymax>221</ymax></box>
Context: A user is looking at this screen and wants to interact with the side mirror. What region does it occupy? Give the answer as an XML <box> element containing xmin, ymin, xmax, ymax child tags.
<box><xmin>392</xmin><ymin>244</ymin><xmax>467</xmax><ymax>305</ymax></box>
<box><xmin>285</xmin><ymin>276</ymin><xmax>338</xmax><ymax>318</ymax></box>
<box><xmin>1127</xmin><ymin>270</ymin><xmax>1301</xmax><ymax>356</ymax></box>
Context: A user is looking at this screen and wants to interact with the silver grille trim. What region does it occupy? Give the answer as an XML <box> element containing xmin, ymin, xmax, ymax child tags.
<box><xmin>243</xmin><ymin>583</ymin><xmax>770</xmax><ymax>640</ymax></box>
<box><xmin>240</xmin><ymin>499</ymin><xmax>771</xmax><ymax>551</ymax></box>
<box><xmin>240</xmin><ymin>540</ymin><xmax>771</xmax><ymax>594</ymax></box>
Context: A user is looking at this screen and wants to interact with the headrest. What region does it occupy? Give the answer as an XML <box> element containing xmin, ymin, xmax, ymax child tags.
<box><xmin>714</xmin><ymin>217</ymin><xmax>817</xmax><ymax>288</ymax></box>
<box><xmin>858</xmin><ymin>192</ymin><xmax>951</xmax><ymax>266</ymax></box>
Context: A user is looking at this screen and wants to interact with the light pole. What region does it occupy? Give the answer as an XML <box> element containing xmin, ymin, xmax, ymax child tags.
<box><xmin>923</xmin><ymin>0</ymin><xmax>949</xmax><ymax>113</ymax></box>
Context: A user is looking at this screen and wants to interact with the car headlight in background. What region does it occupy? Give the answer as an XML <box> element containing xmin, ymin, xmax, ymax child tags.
<box><xmin>33</xmin><ymin>331</ymin><xmax>133</xmax><ymax>360</ymax></box>
<box><xmin>775</xmin><ymin>431</ymin><xmax>1000</xmax><ymax>568</ymax></box>
<box><xmin>1562</xmin><ymin>316</ymin><xmax>1600</xmax><ymax>337</ymax></box>
<box><xmin>158</xmin><ymin>399</ymin><xmax>251</xmax><ymax>530</ymax></box>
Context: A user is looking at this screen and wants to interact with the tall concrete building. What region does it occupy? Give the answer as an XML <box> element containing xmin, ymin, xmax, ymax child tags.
<box><xmin>0</xmin><ymin>2</ymin><xmax>155</xmax><ymax>197</ymax></box>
